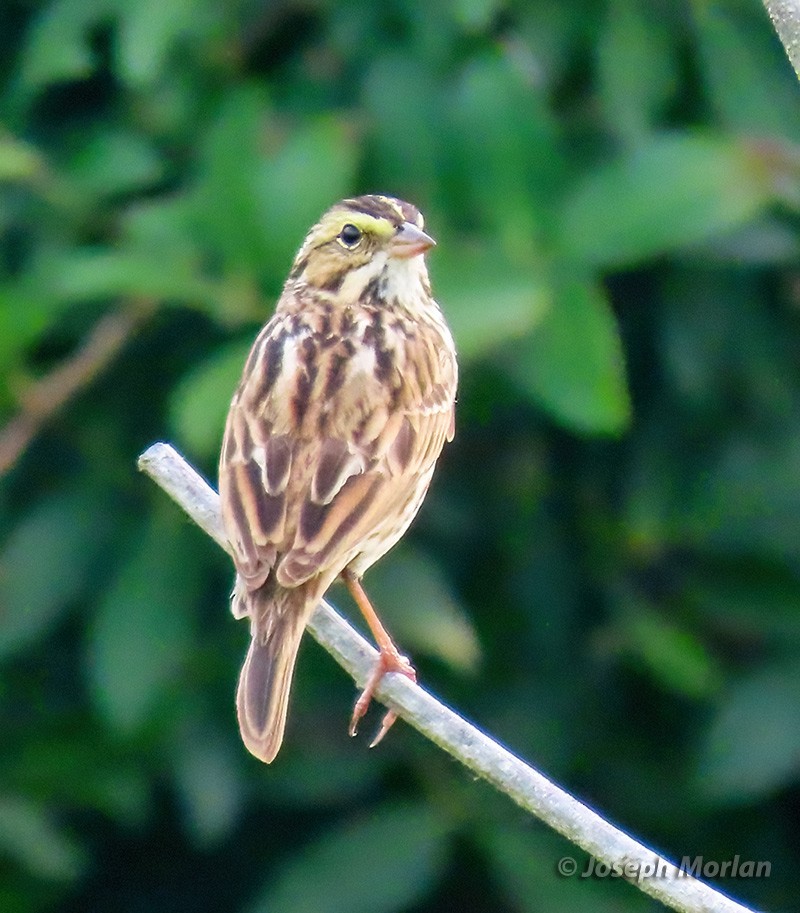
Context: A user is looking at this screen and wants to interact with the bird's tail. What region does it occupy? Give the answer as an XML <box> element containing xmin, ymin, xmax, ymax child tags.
<box><xmin>235</xmin><ymin>584</ymin><xmax>317</xmax><ymax>763</ymax></box>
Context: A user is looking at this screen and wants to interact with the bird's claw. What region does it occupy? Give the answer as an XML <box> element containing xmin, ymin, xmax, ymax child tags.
<box><xmin>349</xmin><ymin>649</ymin><xmax>416</xmax><ymax>743</ymax></box>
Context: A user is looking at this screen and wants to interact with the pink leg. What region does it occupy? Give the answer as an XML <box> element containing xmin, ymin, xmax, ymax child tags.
<box><xmin>342</xmin><ymin>570</ymin><xmax>416</xmax><ymax>746</ymax></box>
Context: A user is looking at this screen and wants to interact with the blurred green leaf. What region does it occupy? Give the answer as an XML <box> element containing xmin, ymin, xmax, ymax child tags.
<box><xmin>482</xmin><ymin>825</ymin><xmax>648</xmax><ymax>913</ymax></box>
<box><xmin>0</xmin><ymin>135</ymin><xmax>43</xmax><ymax>182</ymax></box>
<box><xmin>65</xmin><ymin>129</ymin><xmax>163</xmax><ymax>197</ymax></box>
<box><xmin>557</xmin><ymin>134</ymin><xmax>773</xmax><ymax>268</ymax></box>
<box><xmin>119</xmin><ymin>198</ymin><xmax>237</xmax><ymax>316</ymax></box>
<box><xmin>0</xmin><ymin>796</ymin><xmax>85</xmax><ymax>881</ymax></box>
<box><xmin>616</xmin><ymin>603</ymin><xmax>722</xmax><ymax>699</ymax></box>
<box><xmin>169</xmin><ymin>338</ymin><xmax>251</xmax><ymax>458</ymax></box>
<box><xmin>699</xmin><ymin>666</ymin><xmax>800</xmax><ymax>801</ymax></box>
<box><xmin>191</xmin><ymin>95</ymin><xmax>358</xmax><ymax>282</ymax></box>
<box><xmin>0</xmin><ymin>489</ymin><xmax>109</xmax><ymax>661</ymax></box>
<box><xmin>690</xmin><ymin>218</ymin><xmax>800</xmax><ymax>265</ymax></box>
<box><xmin>171</xmin><ymin>723</ymin><xmax>245</xmax><ymax>845</ymax></box>
<box><xmin>262</xmin><ymin>747</ymin><xmax>383</xmax><ymax>807</ymax></box>
<box><xmin>695</xmin><ymin>1</ymin><xmax>800</xmax><ymax>143</ymax></box>
<box><xmin>0</xmin><ymin>286</ymin><xmax>81</xmax><ymax>373</ymax></box>
<box><xmin>597</xmin><ymin>0</ymin><xmax>676</xmax><ymax>143</ymax></box>
<box><xmin>249</xmin><ymin>803</ymin><xmax>450</xmax><ymax>913</ymax></box>
<box><xmin>31</xmin><ymin>248</ymin><xmax>216</xmax><ymax>305</ymax></box>
<box><xmin>7</xmin><ymin>736</ymin><xmax>152</xmax><ymax>828</ymax></box>
<box><xmin>121</xmin><ymin>197</ymin><xmax>196</xmax><ymax>257</ymax></box>
<box><xmin>365</xmin><ymin>546</ymin><xmax>480</xmax><ymax>673</ymax></box>
<box><xmin>681</xmin><ymin>432</ymin><xmax>800</xmax><ymax>562</ymax></box>
<box><xmin>362</xmin><ymin>54</ymin><xmax>439</xmax><ymax>199</ymax></box>
<box><xmin>504</xmin><ymin>279</ymin><xmax>630</xmax><ymax>434</ymax></box>
<box><xmin>684</xmin><ymin>562</ymin><xmax>800</xmax><ymax>643</ymax></box>
<box><xmin>444</xmin><ymin>51</ymin><xmax>563</xmax><ymax>244</ymax></box>
<box><xmin>87</xmin><ymin>512</ymin><xmax>199</xmax><ymax>733</ymax></box>
<box><xmin>189</xmin><ymin>86</ymin><xmax>275</xmax><ymax>274</ymax></box>
<box><xmin>3</xmin><ymin>0</ymin><xmax>800</xmax><ymax>907</ymax></box>
<box><xmin>452</xmin><ymin>0</ymin><xmax>502</xmax><ymax>32</ymax></box>
<box><xmin>657</xmin><ymin>268</ymin><xmax>792</xmax><ymax>416</ymax></box>
<box><xmin>254</xmin><ymin>117</ymin><xmax>359</xmax><ymax>280</ymax></box>
<box><xmin>434</xmin><ymin>245</ymin><xmax>550</xmax><ymax>359</ymax></box>
<box><xmin>116</xmin><ymin>0</ymin><xmax>198</xmax><ymax>86</ymax></box>
<box><xmin>19</xmin><ymin>0</ymin><xmax>107</xmax><ymax>92</ymax></box>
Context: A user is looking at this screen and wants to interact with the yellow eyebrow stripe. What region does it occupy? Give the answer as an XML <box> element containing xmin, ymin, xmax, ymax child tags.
<box><xmin>315</xmin><ymin>210</ymin><xmax>395</xmax><ymax>244</ymax></box>
<box><xmin>339</xmin><ymin>212</ymin><xmax>395</xmax><ymax>238</ymax></box>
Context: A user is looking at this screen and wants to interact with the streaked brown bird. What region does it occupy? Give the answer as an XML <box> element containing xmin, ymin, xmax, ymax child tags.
<box><xmin>219</xmin><ymin>194</ymin><xmax>458</xmax><ymax>762</ymax></box>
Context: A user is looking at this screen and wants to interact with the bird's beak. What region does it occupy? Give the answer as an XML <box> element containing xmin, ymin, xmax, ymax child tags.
<box><xmin>389</xmin><ymin>222</ymin><xmax>436</xmax><ymax>259</ymax></box>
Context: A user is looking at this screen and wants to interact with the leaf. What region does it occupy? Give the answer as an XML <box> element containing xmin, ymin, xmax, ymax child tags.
<box><xmin>169</xmin><ymin>339</ymin><xmax>252</xmax><ymax>458</ymax></box>
<box><xmin>0</xmin><ymin>795</ymin><xmax>85</xmax><ymax>881</ymax></box>
<box><xmin>698</xmin><ymin>666</ymin><xmax>800</xmax><ymax>802</ymax></box>
<box><xmin>116</xmin><ymin>0</ymin><xmax>198</xmax><ymax>86</ymax></box>
<box><xmin>0</xmin><ymin>134</ymin><xmax>43</xmax><ymax>182</ymax></box>
<box><xmin>9</xmin><ymin>736</ymin><xmax>151</xmax><ymax>828</ymax></box>
<box><xmin>482</xmin><ymin>825</ymin><xmax>648</xmax><ymax>913</ymax></box>
<box><xmin>65</xmin><ymin>129</ymin><xmax>163</xmax><ymax>197</ymax></box>
<box><xmin>694</xmin><ymin>1</ymin><xmax>800</xmax><ymax>143</ymax></box>
<box><xmin>19</xmin><ymin>0</ymin><xmax>108</xmax><ymax>93</ymax></box>
<box><xmin>0</xmin><ymin>489</ymin><xmax>110</xmax><ymax>661</ymax></box>
<box><xmin>690</xmin><ymin>218</ymin><xmax>800</xmax><ymax>266</ymax></box>
<box><xmin>0</xmin><ymin>285</ymin><xmax>81</xmax><ymax>374</ymax></box>
<box><xmin>684</xmin><ymin>562</ymin><xmax>800</xmax><ymax>643</ymax></box>
<box><xmin>452</xmin><ymin>0</ymin><xmax>504</xmax><ymax>31</ymax></box>
<box><xmin>248</xmin><ymin>803</ymin><xmax>450</xmax><ymax>913</ymax></box>
<box><xmin>681</xmin><ymin>432</ymin><xmax>800</xmax><ymax>563</ymax></box>
<box><xmin>254</xmin><ymin>117</ymin><xmax>359</xmax><ymax>280</ymax></box>
<box><xmin>363</xmin><ymin>547</ymin><xmax>480</xmax><ymax>673</ymax></box>
<box><xmin>191</xmin><ymin>94</ymin><xmax>357</xmax><ymax>282</ymax></box>
<box><xmin>443</xmin><ymin>51</ymin><xmax>564</xmax><ymax>241</ymax></box>
<box><xmin>597</xmin><ymin>0</ymin><xmax>677</xmax><ymax>143</ymax></box>
<box><xmin>32</xmin><ymin>248</ymin><xmax>215</xmax><ymax>305</ymax></box>
<box><xmin>504</xmin><ymin>279</ymin><xmax>630</xmax><ymax>435</ymax></box>
<box><xmin>189</xmin><ymin>86</ymin><xmax>276</xmax><ymax>274</ymax></box>
<box><xmin>87</xmin><ymin>512</ymin><xmax>199</xmax><ymax>733</ymax></box>
<box><xmin>262</xmin><ymin>750</ymin><xmax>382</xmax><ymax>807</ymax></box>
<box><xmin>617</xmin><ymin>602</ymin><xmax>722</xmax><ymax>699</ymax></box>
<box><xmin>171</xmin><ymin>723</ymin><xmax>245</xmax><ymax>846</ymax></box>
<box><xmin>557</xmin><ymin>134</ymin><xmax>773</xmax><ymax>268</ymax></box>
<box><xmin>362</xmin><ymin>54</ymin><xmax>440</xmax><ymax>200</ymax></box>
<box><xmin>433</xmin><ymin>245</ymin><xmax>551</xmax><ymax>359</ymax></box>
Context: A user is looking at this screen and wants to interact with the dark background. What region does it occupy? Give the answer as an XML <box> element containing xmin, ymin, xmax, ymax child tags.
<box><xmin>2</xmin><ymin>1</ymin><xmax>799</xmax><ymax>911</ymax></box>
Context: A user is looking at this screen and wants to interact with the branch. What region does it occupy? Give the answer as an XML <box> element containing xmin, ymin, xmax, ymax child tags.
<box><xmin>138</xmin><ymin>442</ymin><xmax>759</xmax><ymax>913</ymax></box>
<box><xmin>762</xmin><ymin>0</ymin><xmax>800</xmax><ymax>80</ymax></box>
<box><xmin>0</xmin><ymin>302</ymin><xmax>154</xmax><ymax>476</ymax></box>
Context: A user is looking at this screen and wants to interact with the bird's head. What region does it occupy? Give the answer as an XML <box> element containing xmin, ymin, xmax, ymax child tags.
<box><xmin>287</xmin><ymin>195</ymin><xmax>435</xmax><ymax>299</ymax></box>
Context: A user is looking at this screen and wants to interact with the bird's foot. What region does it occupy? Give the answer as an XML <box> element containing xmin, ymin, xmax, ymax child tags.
<box><xmin>349</xmin><ymin>647</ymin><xmax>416</xmax><ymax>747</ymax></box>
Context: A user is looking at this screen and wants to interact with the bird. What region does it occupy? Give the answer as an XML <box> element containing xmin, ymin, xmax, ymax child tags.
<box><xmin>218</xmin><ymin>194</ymin><xmax>458</xmax><ymax>763</ymax></box>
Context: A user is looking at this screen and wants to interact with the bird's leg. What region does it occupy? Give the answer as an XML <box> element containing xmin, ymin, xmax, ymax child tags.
<box><xmin>341</xmin><ymin>569</ymin><xmax>416</xmax><ymax>746</ymax></box>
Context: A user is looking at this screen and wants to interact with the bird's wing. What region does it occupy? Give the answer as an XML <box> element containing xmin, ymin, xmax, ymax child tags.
<box><xmin>218</xmin><ymin>307</ymin><xmax>456</xmax><ymax>602</ymax></box>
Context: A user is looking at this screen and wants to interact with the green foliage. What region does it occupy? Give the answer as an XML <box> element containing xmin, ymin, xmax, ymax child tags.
<box><xmin>699</xmin><ymin>665</ymin><xmax>800</xmax><ymax>801</ymax></box>
<box><xmin>482</xmin><ymin>825</ymin><xmax>649</xmax><ymax>913</ymax></box>
<box><xmin>1</xmin><ymin>0</ymin><xmax>799</xmax><ymax>911</ymax></box>
<box><xmin>169</xmin><ymin>339</ymin><xmax>251</xmax><ymax>457</ymax></box>
<box><xmin>88</xmin><ymin>511</ymin><xmax>199</xmax><ymax>733</ymax></box>
<box><xmin>504</xmin><ymin>278</ymin><xmax>630</xmax><ymax>434</ymax></box>
<box><xmin>556</xmin><ymin>134</ymin><xmax>774</xmax><ymax>268</ymax></box>
<box><xmin>248</xmin><ymin>803</ymin><xmax>451</xmax><ymax>913</ymax></box>
<box><xmin>0</xmin><ymin>488</ymin><xmax>111</xmax><ymax>659</ymax></box>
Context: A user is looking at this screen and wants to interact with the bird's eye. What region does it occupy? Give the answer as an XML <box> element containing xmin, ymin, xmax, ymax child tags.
<box><xmin>339</xmin><ymin>223</ymin><xmax>363</xmax><ymax>248</ymax></box>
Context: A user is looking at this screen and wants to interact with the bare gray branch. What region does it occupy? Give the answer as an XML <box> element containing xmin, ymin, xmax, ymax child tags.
<box><xmin>138</xmin><ymin>441</ymin><xmax>759</xmax><ymax>913</ymax></box>
<box><xmin>762</xmin><ymin>0</ymin><xmax>800</xmax><ymax>79</ymax></box>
